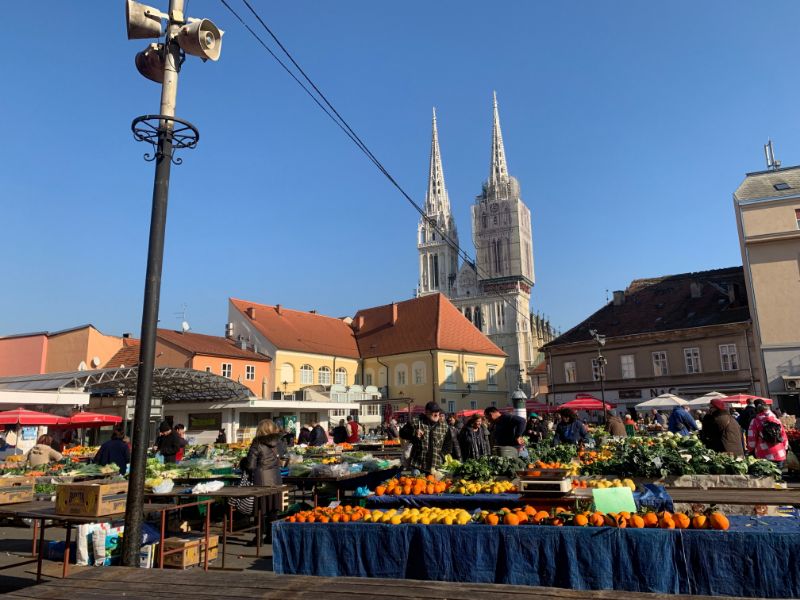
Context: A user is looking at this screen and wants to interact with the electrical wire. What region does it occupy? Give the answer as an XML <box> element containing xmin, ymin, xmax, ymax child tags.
<box><xmin>218</xmin><ymin>0</ymin><xmax>545</xmax><ymax>338</ymax></box>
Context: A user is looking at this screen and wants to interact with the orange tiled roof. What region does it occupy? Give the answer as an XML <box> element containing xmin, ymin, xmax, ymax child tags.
<box><xmin>104</xmin><ymin>338</ymin><xmax>140</xmax><ymax>368</ymax></box>
<box><xmin>230</xmin><ymin>298</ymin><xmax>361</xmax><ymax>359</ymax></box>
<box><xmin>354</xmin><ymin>294</ymin><xmax>506</xmax><ymax>358</ymax></box>
<box><xmin>157</xmin><ymin>329</ymin><xmax>271</xmax><ymax>361</ymax></box>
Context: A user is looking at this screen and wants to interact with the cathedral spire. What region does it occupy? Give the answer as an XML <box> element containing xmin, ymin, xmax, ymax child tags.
<box><xmin>488</xmin><ymin>91</ymin><xmax>508</xmax><ymax>187</ymax></box>
<box><xmin>426</xmin><ymin>107</ymin><xmax>449</xmax><ymax>215</ymax></box>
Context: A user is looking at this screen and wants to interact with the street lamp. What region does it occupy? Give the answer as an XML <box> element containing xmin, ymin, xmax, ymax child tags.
<box><xmin>589</xmin><ymin>329</ymin><xmax>608</xmax><ymax>425</ymax></box>
<box><xmin>511</xmin><ymin>368</ymin><xmax>527</xmax><ymax>418</ymax></box>
<box><xmin>122</xmin><ymin>0</ymin><xmax>223</xmax><ymax>568</ymax></box>
<box><xmin>282</xmin><ymin>381</ymin><xmax>288</xmax><ymax>395</ymax></box>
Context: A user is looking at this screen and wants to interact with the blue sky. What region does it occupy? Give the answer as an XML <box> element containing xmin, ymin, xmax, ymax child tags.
<box><xmin>2</xmin><ymin>1</ymin><xmax>799</xmax><ymax>339</ymax></box>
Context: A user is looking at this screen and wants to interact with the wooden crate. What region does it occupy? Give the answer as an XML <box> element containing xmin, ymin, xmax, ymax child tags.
<box><xmin>0</xmin><ymin>476</ymin><xmax>35</xmax><ymax>504</ymax></box>
<box><xmin>162</xmin><ymin>535</ymin><xmax>219</xmax><ymax>569</ymax></box>
<box><xmin>55</xmin><ymin>481</ymin><xmax>128</xmax><ymax>517</ymax></box>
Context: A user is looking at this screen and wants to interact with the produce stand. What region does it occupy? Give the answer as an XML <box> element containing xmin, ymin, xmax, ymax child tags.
<box><xmin>364</xmin><ymin>493</ymin><xmax>525</xmax><ymax>510</ymax></box>
<box><xmin>664</xmin><ymin>487</ymin><xmax>800</xmax><ymax>507</ymax></box>
<box><xmin>284</xmin><ymin>466</ymin><xmax>401</xmax><ymax>506</ymax></box>
<box><xmin>145</xmin><ymin>485</ymin><xmax>287</xmax><ymax>568</ymax></box>
<box><xmin>272</xmin><ymin>516</ymin><xmax>800</xmax><ymax>597</ymax></box>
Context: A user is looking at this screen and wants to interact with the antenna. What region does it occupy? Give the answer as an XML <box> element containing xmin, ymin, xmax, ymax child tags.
<box><xmin>175</xmin><ymin>303</ymin><xmax>190</xmax><ymax>333</ymax></box>
<box><xmin>764</xmin><ymin>139</ymin><xmax>781</xmax><ymax>171</ymax></box>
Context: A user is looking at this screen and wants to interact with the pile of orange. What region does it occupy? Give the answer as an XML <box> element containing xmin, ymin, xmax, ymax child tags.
<box><xmin>285</xmin><ymin>505</ymin><xmax>370</xmax><ymax>523</ymax></box>
<box><xmin>375</xmin><ymin>475</ymin><xmax>449</xmax><ymax>496</ymax></box>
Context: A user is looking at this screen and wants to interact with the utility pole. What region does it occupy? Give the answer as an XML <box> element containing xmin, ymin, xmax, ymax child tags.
<box><xmin>122</xmin><ymin>0</ymin><xmax>222</xmax><ymax>567</ymax></box>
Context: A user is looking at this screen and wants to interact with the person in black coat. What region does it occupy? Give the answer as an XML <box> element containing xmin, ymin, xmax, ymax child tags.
<box><xmin>484</xmin><ymin>407</ymin><xmax>526</xmax><ymax>458</ymax></box>
<box><xmin>297</xmin><ymin>426</ymin><xmax>311</xmax><ymax>445</ymax></box>
<box><xmin>309</xmin><ymin>423</ymin><xmax>328</xmax><ymax>446</ymax></box>
<box><xmin>332</xmin><ymin>419</ymin><xmax>348</xmax><ymax>444</ymax></box>
<box><xmin>245</xmin><ymin>419</ymin><xmax>284</xmax><ymax>545</ymax></box>
<box><xmin>95</xmin><ymin>427</ymin><xmax>131</xmax><ymax>475</ymax></box>
<box><xmin>154</xmin><ymin>422</ymin><xmax>182</xmax><ymax>463</ymax></box>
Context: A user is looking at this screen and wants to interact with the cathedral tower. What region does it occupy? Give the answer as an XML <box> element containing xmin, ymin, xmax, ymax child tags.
<box><xmin>418</xmin><ymin>109</ymin><xmax>460</xmax><ymax>297</ymax></box>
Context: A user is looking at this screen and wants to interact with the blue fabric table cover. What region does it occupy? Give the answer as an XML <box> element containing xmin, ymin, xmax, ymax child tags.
<box><xmin>272</xmin><ymin>516</ymin><xmax>800</xmax><ymax>598</ymax></box>
<box><xmin>364</xmin><ymin>493</ymin><xmax>524</xmax><ymax>510</ymax></box>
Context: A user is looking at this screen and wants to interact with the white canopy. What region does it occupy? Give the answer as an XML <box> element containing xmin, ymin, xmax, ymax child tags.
<box><xmin>686</xmin><ymin>391</ymin><xmax>727</xmax><ymax>408</ymax></box>
<box><xmin>635</xmin><ymin>393</ymin><xmax>688</xmax><ymax>410</ymax></box>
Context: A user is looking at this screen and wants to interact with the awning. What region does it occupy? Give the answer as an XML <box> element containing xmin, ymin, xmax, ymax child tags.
<box><xmin>68</xmin><ymin>411</ymin><xmax>123</xmax><ymax>427</ymax></box>
<box><xmin>0</xmin><ymin>407</ymin><xmax>70</xmax><ymax>426</ymax></box>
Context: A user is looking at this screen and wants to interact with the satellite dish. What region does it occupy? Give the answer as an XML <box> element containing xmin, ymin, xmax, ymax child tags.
<box><xmin>181</xmin><ymin>321</ymin><xmax>191</xmax><ymax>333</ymax></box>
<box><xmin>91</xmin><ymin>356</ymin><xmax>101</xmax><ymax>368</ymax></box>
<box><xmin>77</xmin><ymin>361</ymin><xmax>87</xmax><ymax>371</ymax></box>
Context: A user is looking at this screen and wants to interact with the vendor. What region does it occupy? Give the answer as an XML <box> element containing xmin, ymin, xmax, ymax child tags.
<box><xmin>483</xmin><ymin>406</ymin><xmax>526</xmax><ymax>458</ymax></box>
<box><xmin>25</xmin><ymin>435</ymin><xmax>63</xmax><ymax>467</ymax></box>
<box><xmin>94</xmin><ymin>426</ymin><xmax>131</xmax><ymax>474</ymax></box>
<box><xmin>553</xmin><ymin>408</ymin><xmax>591</xmax><ymax>447</ymax></box>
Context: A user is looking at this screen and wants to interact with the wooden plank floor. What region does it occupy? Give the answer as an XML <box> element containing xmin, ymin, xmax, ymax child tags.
<box><xmin>5</xmin><ymin>567</ymin><xmax>758</xmax><ymax>600</ymax></box>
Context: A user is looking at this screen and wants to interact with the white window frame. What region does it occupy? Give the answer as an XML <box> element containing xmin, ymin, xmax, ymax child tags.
<box><xmin>300</xmin><ymin>364</ymin><xmax>314</xmax><ymax>385</ymax></box>
<box><xmin>683</xmin><ymin>347</ymin><xmax>702</xmax><ymax>374</ymax></box>
<box><xmin>335</xmin><ymin>367</ymin><xmax>347</xmax><ymax>385</ymax></box>
<box><xmin>245</xmin><ymin>365</ymin><xmax>255</xmax><ymax>381</ymax></box>
<box><xmin>470</xmin><ymin>400</ymin><xmax>477</xmax><ymax>410</ymax></box>
<box><xmin>487</xmin><ymin>365</ymin><xmax>497</xmax><ymax>386</ymax></box>
<box><xmin>367</xmin><ymin>404</ymin><xmax>380</xmax><ymax>416</ymax></box>
<box><xmin>365</xmin><ymin>372</ymin><xmax>373</xmax><ymax>386</ymax></box>
<box><xmin>318</xmin><ymin>366</ymin><xmax>331</xmax><ymax>385</ymax></box>
<box><xmin>719</xmin><ymin>344</ymin><xmax>739</xmax><ymax>372</ymax></box>
<box><xmin>466</xmin><ymin>364</ymin><xmax>476</xmax><ymax>384</ymax></box>
<box><xmin>652</xmin><ymin>351</ymin><xmax>669</xmax><ymax>377</ymax></box>
<box><xmin>564</xmin><ymin>361</ymin><xmax>577</xmax><ymax>384</ymax></box>
<box><xmin>221</xmin><ymin>363</ymin><xmax>232</xmax><ymax>378</ymax></box>
<box><xmin>620</xmin><ymin>355</ymin><xmax>635</xmax><ymax>379</ymax></box>
<box><xmin>447</xmin><ymin>400</ymin><xmax>456</xmax><ymax>413</ymax></box>
<box><xmin>280</xmin><ymin>363</ymin><xmax>295</xmax><ymax>384</ymax></box>
<box><xmin>444</xmin><ymin>362</ymin><xmax>456</xmax><ymax>389</ymax></box>
<box><xmin>396</xmin><ymin>367</ymin><xmax>406</xmax><ymax>386</ymax></box>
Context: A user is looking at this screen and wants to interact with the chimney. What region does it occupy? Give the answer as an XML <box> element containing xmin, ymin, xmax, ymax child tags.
<box><xmin>275</xmin><ymin>304</ymin><xmax>282</xmax><ymax>316</ymax></box>
<box><xmin>391</xmin><ymin>302</ymin><xmax>398</xmax><ymax>325</ymax></box>
<box><xmin>246</xmin><ymin>307</ymin><xmax>256</xmax><ymax>320</ymax></box>
<box><xmin>239</xmin><ymin>339</ymin><xmax>247</xmax><ymax>350</ymax></box>
<box><xmin>309</xmin><ymin>309</ymin><xmax>317</xmax><ymax>314</ymax></box>
<box><xmin>690</xmin><ymin>282</ymin><xmax>702</xmax><ymax>299</ymax></box>
<box><xmin>225</xmin><ymin>322</ymin><xmax>234</xmax><ymax>338</ymax></box>
<box><xmin>612</xmin><ymin>290</ymin><xmax>625</xmax><ymax>306</ymax></box>
<box><xmin>355</xmin><ymin>315</ymin><xmax>365</xmax><ymax>331</ymax></box>
<box><xmin>122</xmin><ymin>332</ymin><xmax>132</xmax><ymax>339</ymax></box>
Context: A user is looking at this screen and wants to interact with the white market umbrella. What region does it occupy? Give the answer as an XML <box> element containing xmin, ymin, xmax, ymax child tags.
<box><xmin>686</xmin><ymin>391</ymin><xmax>727</xmax><ymax>408</ymax></box>
<box><xmin>635</xmin><ymin>393</ymin><xmax>688</xmax><ymax>410</ymax></box>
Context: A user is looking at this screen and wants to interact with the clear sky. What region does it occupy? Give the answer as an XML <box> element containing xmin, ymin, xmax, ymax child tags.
<box><xmin>2</xmin><ymin>1</ymin><xmax>799</xmax><ymax>339</ymax></box>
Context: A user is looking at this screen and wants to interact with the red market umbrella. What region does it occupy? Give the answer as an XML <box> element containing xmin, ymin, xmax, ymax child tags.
<box><xmin>68</xmin><ymin>412</ymin><xmax>122</xmax><ymax>427</ymax></box>
<box><xmin>526</xmin><ymin>401</ymin><xmax>556</xmax><ymax>414</ymax></box>
<box><xmin>720</xmin><ymin>394</ymin><xmax>772</xmax><ymax>406</ymax></box>
<box><xmin>0</xmin><ymin>408</ymin><xmax>70</xmax><ymax>426</ymax></box>
<box><xmin>560</xmin><ymin>398</ymin><xmax>616</xmax><ymax>411</ymax></box>
<box><xmin>456</xmin><ymin>409</ymin><xmax>484</xmax><ymax>418</ymax></box>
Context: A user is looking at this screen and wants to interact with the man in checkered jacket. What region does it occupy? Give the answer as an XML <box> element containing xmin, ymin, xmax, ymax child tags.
<box><xmin>747</xmin><ymin>400</ymin><xmax>789</xmax><ymax>468</ymax></box>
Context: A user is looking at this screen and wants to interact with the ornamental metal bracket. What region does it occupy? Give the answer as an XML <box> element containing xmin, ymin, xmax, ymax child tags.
<box><xmin>131</xmin><ymin>114</ymin><xmax>199</xmax><ymax>165</ymax></box>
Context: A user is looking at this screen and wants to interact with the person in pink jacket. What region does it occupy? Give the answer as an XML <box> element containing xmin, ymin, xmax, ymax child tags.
<box><xmin>747</xmin><ymin>400</ymin><xmax>788</xmax><ymax>467</ymax></box>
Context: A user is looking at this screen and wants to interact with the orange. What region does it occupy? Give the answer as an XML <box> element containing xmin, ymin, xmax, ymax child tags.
<box><xmin>642</xmin><ymin>512</ymin><xmax>658</xmax><ymax>528</ymax></box>
<box><xmin>486</xmin><ymin>513</ymin><xmax>500</xmax><ymax>526</ymax></box>
<box><xmin>504</xmin><ymin>513</ymin><xmax>520</xmax><ymax>526</ymax></box>
<box><xmin>533</xmin><ymin>510</ymin><xmax>550</xmax><ymax>524</ymax></box>
<box><xmin>709</xmin><ymin>512</ymin><xmax>729</xmax><ymax>531</ymax></box>
<box><xmin>630</xmin><ymin>515</ymin><xmax>645</xmax><ymax>529</ymax></box>
<box><xmin>375</xmin><ymin>486</ymin><xmax>386</xmax><ymax>496</ymax></box>
<box><xmin>659</xmin><ymin>516</ymin><xmax>675</xmax><ymax>529</ymax></box>
<box><xmin>573</xmin><ymin>514</ymin><xmax>588</xmax><ymax>527</ymax></box>
<box><xmin>673</xmin><ymin>513</ymin><xmax>691</xmax><ymax>529</ymax></box>
<box><xmin>691</xmin><ymin>514</ymin><xmax>707</xmax><ymax>530</ymax></box>
<box><xmin>524</xmin><ymin>505</ymin><xmax>537</xmax><ymax>516</ymax></box>
<box><xmin>590</xmin><ymin>512</ymin><xmax>605</xmax><ymax>527</ymax></box>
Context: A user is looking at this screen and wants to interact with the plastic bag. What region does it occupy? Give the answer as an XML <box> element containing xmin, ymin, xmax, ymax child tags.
<box><xmin>192</xmin><ymin>480</ymin><xmax>225</xmax><ymax>494</ymax></box>
<box><xmin>634</xmin><ymin>483</ymin><xmax>674</xmax><ymax>513</ymax></box>
<box><xmin>152</xmin><ymin>478</ymin><xmax>174</xmax><ymax>494</ymax></box>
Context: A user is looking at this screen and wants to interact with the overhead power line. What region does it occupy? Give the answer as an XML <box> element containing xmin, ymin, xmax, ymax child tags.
<box><xmin>218</xmin><ymin>0</ymin><xmax>539</xmax><ymax>334</ymax></box>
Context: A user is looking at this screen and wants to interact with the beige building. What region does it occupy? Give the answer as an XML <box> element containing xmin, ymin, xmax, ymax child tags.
<box><xmin>543</xmin><ymin>268</ymin><xmax>761</xmax><ymax>412</ymax></box>
<box><xmin>734</xmin><ymin>165</ymin><xmax>800</xmax><ymax>413</ymax></box>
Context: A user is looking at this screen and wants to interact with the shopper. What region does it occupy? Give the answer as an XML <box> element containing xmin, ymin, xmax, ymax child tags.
<box><xmin>553</xmin><ymin>408</ymin><xmax>591</xmax><ymax>447</ymax></box>
<box><xmin>699</xmin><ymin>399</ymin><xmax>744</xmax><ymax>456</ymax></box>
<box><xmin>668</xmin><ymin>405</ymin><xmax>698</xmax><ymax>436</ymax></box>
<box><xmin>332</xmin><ymin>419</ymin><xmax>348</xmax><ymax>444</ymax></box>
<box><xmin>26</xmin><ymin>435</ymin><xmax>63</xmax><ymax>467</ymax></box>
<box><xmin>94</xmin><ymin>427</ymin><xmax>131</xmax><ymax>474</ymax></box>
<box><xmin>652</xmin><ymin>409</ymin><xmax>668</xmax><ymax>428</ymax></box>
<box><xmin>400</xmin><ymin>401</ymin><xmax>452</xmax><ymax>474</ymax></box>
<box><xmin>244</xmin><ymin>419</ymin><xmax>284</xmax><ymax>545</ymax></box>
<box><xmin>215</xmin><ymin>428</ymin><xmax>227</xmax><ymax>444</ymax></box>
<box><xmin>309</xmin><ymin>422</ymin><xmax>328</xmax><ymax>446</ymax></box>
<box><xmin>483</xmin><ymin>407</ymin><xmax>526</xmax><ymax>458</ymax></box>
<box><xmin>446</xmin><ymin>416</ymin><xmax>462</xmax><ymax>460</ymax></box>
<box><xmin>154</xmin><ymin>421</ymin><xmax>182</xmax><ymax>464</ymax></box>
<box><xmin>385</xmin><ymin>419</ymin><xmax>399</xmax><ymax>440</ymax></box>
<box><xmin>345</xmin><ymin>415</ymin><xmax>360</xmax><ymax>443</ymax></box>
<box><xmin>458</xmin><ymin>414</ymin><xmax>491</xmax><ymax>460</ymax></box>
<box><xmin>173</xmin><ymin>423</ymin><xmax>188</xmax><ymax>461</ymax></box>
<box><xmin>606</xmin><ymin>411</ymin><xmax>627</xmax><ymax>437</ymax></box>
<box><xmin>297</xmin><ymin>425</ymin><xmax>311</xmax><ymax>445</ymax></box>
<box><xmin>747</xmin><ymin>400</ymin><xmax>789</xmax><ymax>468</ymax></box>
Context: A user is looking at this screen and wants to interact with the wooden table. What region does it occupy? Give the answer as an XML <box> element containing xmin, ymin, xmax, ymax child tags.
<box><xmin>0</xmin><ymin>501</ymin><xmax>182</xmax><ymax>582</ymax></box>
<box><xmin>4</xmin><ymin>566</ymin><xmax>758</xmax><ymax>599</ymax></box>
<box><xmin>145</xmin><ymin>485</ymin><xmax>287</xmax><ymax>567</ymax></box>
<box><xmin>665</xmin><ymin>486</ymin><xmax>800</xmax><ymax>506</ymax></box>
<box><xmin>283</xmin><ymin>466</ymin><xmax>400</xmax><ymax>506</ymax></box>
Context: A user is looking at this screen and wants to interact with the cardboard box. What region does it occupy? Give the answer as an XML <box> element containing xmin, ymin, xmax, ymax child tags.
<box><xmin>162</xmin><ymin>535</ymin><xmax>219</xmax><ymax>569</ymax></box>
<box><xmin>0</xmin><ymin>476</ymin><xmax>35</xmax><ymax>504</ymax></box>
<box><xmin>55</xmin><ymin>481</ymin><xmax>128</xmax><ymax>517</ymax></box>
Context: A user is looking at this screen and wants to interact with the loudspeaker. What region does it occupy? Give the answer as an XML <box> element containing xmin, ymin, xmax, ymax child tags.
<box><xmin>135</xmin><ymin>43</ymin><xmax>164</xmax><ymax>83</ymax></box>
<box><xmin>176</xmin><ymin>19</ymin><xmax>223</xmax><ymax>61</ymax></box>
<box><xmin>126</xmin><ymin>0</ymin><xmax>165</xmax><ymax>40</ymax></box>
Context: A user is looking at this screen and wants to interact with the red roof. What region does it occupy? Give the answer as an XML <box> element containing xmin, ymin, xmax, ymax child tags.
<box><xmin>230</xmin><ymin>298</ymin><xmax>360</xmax><ymax>359</ymax></box>
<box><xmin>157</xmin><ymin>329</ymin><xmax>270</xmax><ymax>362</ymax></box>
<box><xmin>104</xmin><ymin>338</ymin><xmax>140</xmax><ymax>368</ymax></box>
<box><xmin>354</xmin><ymin>294</ymin><xmax>505</xmax><ymax>358</ymax></box>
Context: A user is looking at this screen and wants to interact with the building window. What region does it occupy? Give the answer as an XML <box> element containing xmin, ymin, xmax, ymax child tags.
<box><xmin>221</xmin><ymin>363</ymin><xmax>232</xmax><ymax>378</ymax></box>
<box><xmin>318</xmin><ymin>366</ymin><xmax>331</xmax><ymax>385</ymax></box>
<box><xmin>591</xmin><ymin>358</ymin><xmax>602</xmax><ymax>382</ymax></box>
<box><xmin>280</xmin><ymin>363</ymin><xmax>294</xmax><ymax>384</ymax></box>
<box><xmin>796</xmin><ymin>208</ymin><xmax>800</xmax><ymax>229</ymax></box>
<box><xmin>564</xmin><ymin>361</ymin><xmax>577</xmax><ymax>383</ymax></box>
<box><xmin>245</xmin><ymin>365</ymin><xmax>255</xmax><ymax>381</ymax></box>
<box><xmin>367</xmin><ymin>404</ymin><xmax>380</xmax><ymax>416</ymax></box>
<box><xmin>396</xmin><ymin>366</ymin><xmax>407</xmax><ymax>386</ymax></box>
<box><xmin>490</xmin><ymin>400</ymin><xmax>497</xmax><ymax>407</ymax></box>
<box><xmin>470</xmin><ymin>400</ymin><xmax>477</xmax><ymax>410</ymax></box>
<box><xmin>683</xmin><ymin>348</ymin><xmax>702</xmax><ymax>374</ymax></box>
<box><xmin>331</xmin><ymin>408</ymin><xmax>346</xmax><ymax>417</ymax></box>
<box><xmin>334</xmin><ymin>367</ymin><xmax>347</xmax><ymax>385</ymax></box>
<box><xmin>365</xmin><ymin>372</ymin><xmax>373</xmax><ymax>386</ymax></box>
<box><xmin>652</xmin><ymin>351</ymin><xmax>669</xmax><ymax>377</ymax></box>
<box><xmin>414</xmin><ymin>367</ymin><xmax>424</xmax><ymax>385</ymax></box>
<box><xmin>620</xmin><ymin>355</ymin><xmax>635</xmax><ymax>379</ymax></box>
<box><xmin>444</xmin><ymin>363</ymin><xmax>456</xmax><ymax>389</ymax></box>
<box><xmin>720</xmin><ymin>344</ymin><xmax>739</xmax><ymax>371</ymax></box>
<box><xmin>300</xmin><ymin>364</ymin><xmax>313</xmax><ymax>385</ymax></box>
<box><xmin>467</xmin><ymin>365</ymin><xmax>476</xmax><ymax>384</ymax></box>
<box><xmin>447</xmin><ymin>400</ymin><xmax>456</xmax><ymax>413</ymax></box>
<box><xmin>487</xmin><ymin>365</ymin><xmax>497</xmax><ymax>386</ymax></box>
<box><xmin>205</xmin><ymin>366</ymin><xmax>211</xmax><ymax>373</ymax></box>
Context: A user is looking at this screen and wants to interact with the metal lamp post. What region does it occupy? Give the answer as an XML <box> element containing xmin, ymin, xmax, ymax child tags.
<box><xmin>121</xmin><ymin>0</ymin><xmax>222</xmax><ymax>567</ymax></box>
<box><xmin>511</xmin><ymin>368</ymin><xmax>527</xmax><ymax>418</ymax></box>
<box><xmin>589</xmin><ymin>329</ymin><xmax>609</xmax><ymax>425</ymax></box>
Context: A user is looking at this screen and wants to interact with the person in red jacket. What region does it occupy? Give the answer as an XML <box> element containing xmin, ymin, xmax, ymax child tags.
<box><xmin>345</xmin><ymin>415</ymin><xmax>360</xmax><ymax>443</ymax></box>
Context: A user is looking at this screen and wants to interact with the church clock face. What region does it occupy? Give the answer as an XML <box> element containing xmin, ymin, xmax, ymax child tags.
<box><xmin>490</xmin><ymin>203</ymin><xmax>499</xmax><ymax>213</ymax></box>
